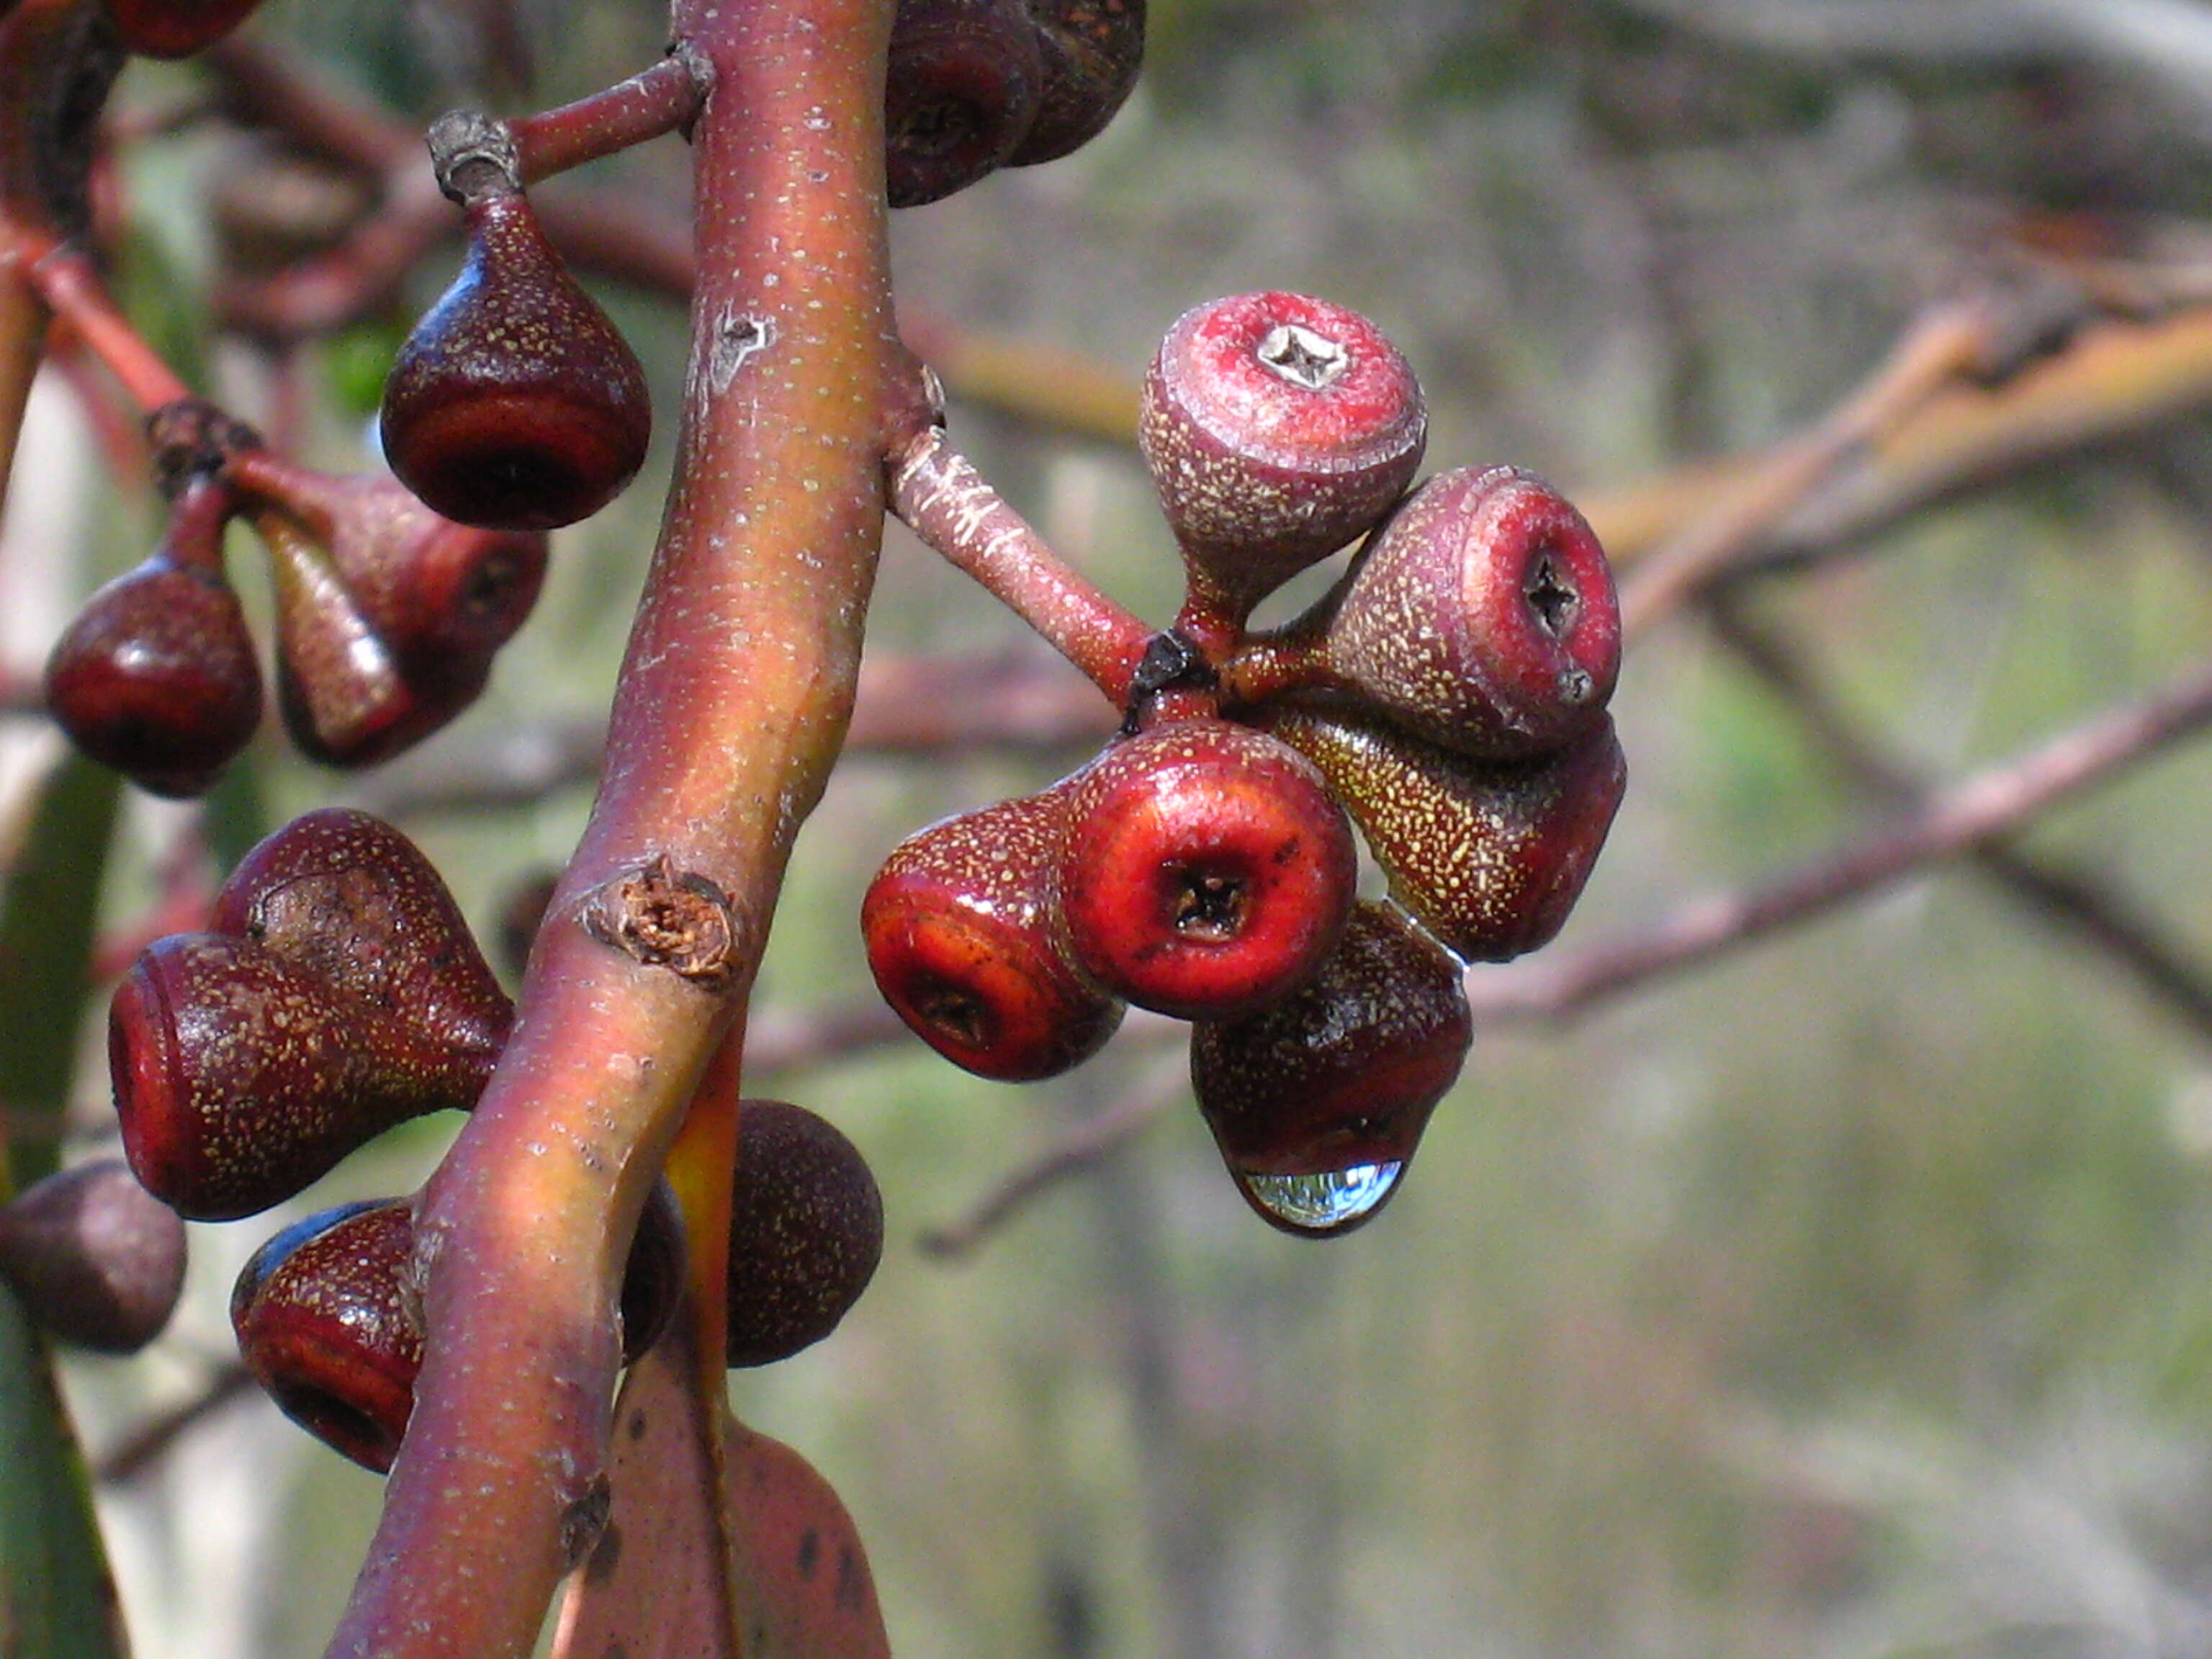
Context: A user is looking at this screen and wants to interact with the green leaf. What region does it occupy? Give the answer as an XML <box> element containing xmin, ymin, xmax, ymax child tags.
<box><xmin>0</xmin><ymin>1282</ymin><xmax>129</xmax><ymax>1659</ymax></box>
<box><xmin>0</xmin><ymin>752</ymin><xmax>121</xmax><ymax>1193</ymax></box>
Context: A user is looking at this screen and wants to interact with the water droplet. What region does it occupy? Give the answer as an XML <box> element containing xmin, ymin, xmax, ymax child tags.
<box><xmin>1233</xmin><ymin>1161</ymin><xmax>1403</xmax><ymax>1237</ymax></box>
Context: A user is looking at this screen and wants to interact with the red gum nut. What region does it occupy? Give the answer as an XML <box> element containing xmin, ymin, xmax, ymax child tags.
<box><xmin>1324</xmin><ymin>465</ymin><xmax>1620</xmax><ymax>758</ymax></box>
<box><xmin>1190</xmin><ymin>899</ymin><xmax>1472</xmax><ymax>1182</ymax></box>
<box><xmin>1058</xmin><ymin>719</ymin><xmax>1357</xmax><ymax>1021</ymax></box>
<box><xmin>110</xmin><ymin>935</ymin><xmax>498</xmax><ymax>1222</ymax></box>
<box><xmin>1139</xmin><ymin>291</ymin><xmax>1426</xmax><ymax>619</ymax></box>
<box><xmin>724</xmin><ymin>1100</ymin><xmax>885</xmax><ymax>1368</ymax></box>
<box><xmin>230</xmin><ymin>1198</ymin><xmax>422</xmax><ymax>1473</ymax></box>
<box><xmin>210</xmin><ymin>808</ymin><xmax>513</xmax><ymax>1062</ymax></box>
<box><xmin>1264</xmin><ymin>704</ymin><xmax>1627</xmax><ymax>963</ymax></box>
<box><xmin>863</xmin><ymin>788</ymin><xmax>1123</xmax><ymax>1082</ymax></box>
<box><xmin>1007</xmin><ymin>0</ymin><xmax>1145</xmax><ymax>166</ymax></box>
<box><xmin>233</xmin><ymin>461</ymin><xmax>547</xmax><ymax>673</ymax></box>
<box><xmin>43</xmin><ymin>557</ymin><xmax>264</xmax><ymax>797</ymax></box>
<box><xmin>379</xmin><ymin>188</ymin><xmax>650</xmax><ymax>532</ymax></box>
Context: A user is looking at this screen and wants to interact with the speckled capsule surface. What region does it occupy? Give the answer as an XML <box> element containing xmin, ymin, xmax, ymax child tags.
<box><xmin>1059</xmin><ymin>718</ymin><xmax>1358</xmax><ymax>1020</ymax></box>
<box><xmin>230</xmin><ymin>1197</ymin><xmax>422</xmax><ymax>1472</ymax></box>
<box><xmin>725</xmin><ymin>1100</ymin><xmax>885</xmax><ymax>1368</ymax></box>
<box><xmin>110</xmin><ymin>934</ymin><xmax>500</xmax><ymax>1221</ymax></box>
<box><xmin>380</xmin><ymin>187</ymin><xmax>649</xmax><ymax>531</ymax></box>
<box><xmin>863</xmin><ymin>785</ymin><xmax>1123</xmax><ymax>1081</ymax></box>
<box><xmin>1265</xmin><ymin>703</ymin><xmax>1627</xmax><ymax>963</ymax></box>
<box><xmin>1191</xmin><ymin>900</ymin><xmax>1471</xmax><ymax>1233</ymax></box>
<box><xmin>212</xmin><ymin>808</ymin><xmax>513</xmax><ymax>1062</ymax></box>
<box><xmin>1139</xmin><ymin>291</ymin><xmax>1426</xmax><ymax>619</ymax></box>
<box><xmin>1324</xmin><ymin>464</ymin><xmax>1620</xmax><ymax>757</ymax></box>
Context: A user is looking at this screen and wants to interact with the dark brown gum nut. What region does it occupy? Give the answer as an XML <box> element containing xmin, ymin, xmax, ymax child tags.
<box><xmin>211</xmin><ymin>808</ymin><xmax>514</xmax><ymax>1064</ymax></box>
<box><xmin>107</xmin><ymin>0</ymin><xmax>267</xmax><ymax>57</ymax></box>
<box><xmin>109</xmin><ymin>935</ymin><xmax>499</xmax><ymax>1221</ymax></box>
<box><xmin>619</xmin><ymin>1181</ymin><xmax>686</xmax><ymax>1364</ymax></box>
<box><xmin>230</xmin><ymin>1197</ymin><xmax>422</xmax><ymax>1473</ymax></box>
<box><xmin>379</xmin><ymin>184</ymin><xmax>651</xmax><ymax>531</ymax></box>
<box><xmin>230</xmin><ymin>458</ymin><xmax>548</xmax><ymax>682</ymax></box>
<box><xmin>1190</xmin><ymin>899</ymin><xmax>1472</xmax><ymax>1238</ymax></box>
<box><xmin>885</xmin><ymin>0</ymin><xmax>1046</xmax><ymax>208</ymax></box>
<box><xmin>1057</xmin><ymin>718</ymin><xmax>1357</xmax><ymax>1021</ymax></box>
<box><xmin>863</xmin><ymin>785</ymin><xmax>1122</xmax><ymax>1081</ymax></box>
<box><xmin>44</xmin><ymin>480</ymin><xmax>263</xmax><ymax>798</ymax></box>
<box><xmin>1262</xmin><ymin>704</ymin><xmax>1627</xmax><ymax>963</ymax></box>
<box><xmin>1007</xmin><ymin>0</ymin><xmax>1145</xmax><ymax>166</ymax></box>
<box><xmin>1138</xmin><ymin>291</ymin><xmax>1426</xmax><ymax>623</ymax></box>
<box><xmin>0</xmin><ymin>1159</ymin><xmax>187</xmax><ymax>1354</ymax></box>
<box><xmin>726</xmin><ymin>1100</ymin><xmax>885</xmax><ymax>1369</ymax></box>
<box><xmin>1323</xmin><ymin>465</ymin><xmax>1621</xmax><ymax>758</ymax></box>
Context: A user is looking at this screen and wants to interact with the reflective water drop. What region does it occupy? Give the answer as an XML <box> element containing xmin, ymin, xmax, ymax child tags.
<box><xmin>1233</xmin><ymin>1161</ymin><xmax>1403</xmax><ymax>1238</ymax></box>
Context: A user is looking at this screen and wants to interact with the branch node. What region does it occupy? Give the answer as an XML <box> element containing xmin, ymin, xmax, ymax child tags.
<box><xmin>557</xmin><ymin>1474</ymin><xmax>614</xmax><ymax>1573</ymax></box>
<box><xmin>582</xmin><ymin>857</ymin><xmax>744</xmax><ymax>989</ymax></box>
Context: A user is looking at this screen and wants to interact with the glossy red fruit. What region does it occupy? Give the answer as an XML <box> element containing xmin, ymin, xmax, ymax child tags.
<box><xmin>251</xmin><ymin>504</ymin><xmax>419</xmax><ymax>768</ymax></box>
<box><xmin>44</xmin><ymin>478</ymin><xmax>261</xmax><ymax>797</ymax></box>
<box><xmin>1323</xmin><ymin>465</ymin><xmax>1620</xmax><ymax>758</ymax></box>
<box><xmin>379</xmin><ymin>184</ymin><xmax>650</xmax><ymax>530</ymax></box>
<box><xmin>725</xmin><ymin>1100</ymin><xmax>885</xmax><ymax>1368</ymax></box>
<box><xmin>885</xmin><ymin>0</ymin><xmax>1046</xmax><ymax>207</ymax></box>
<box><xmin>211</xmin><ymin>809</ymin><xmax>513</xmax><ymax>1059</ymax></box>
<box><xmin>232</xmin><ymin>1185</ymin><xmax>680</xmax><ymax>1473</ymax></box>
<box><xmin>1263</xmin><ymin>704</ymin><xmax>1627</xmax><ymax>963</ymax></box>
<box><xmin>107</xmin><ymin>0</ymin><xmax>266</xmax><ymax>58</ymax></box>
<box><xmin>109</xmin><ymin>935</ymin><xmax>500</xmax><ymax>1221</ymax></box>
<box><xmin>1007</xmin><ymin>0</ymin><xmax>1144</xmax><ymax>166</ymax></box>
<box><xmin>230</xmin><ymin>1198</ymin><xmax>421</xmax><ymax>1472</ymax></box>
<box><xmin>1191</xmin><ymin>899</ymin><xmax>1471</xmax><ymax>1238</ymax></box>
<box><xmin>1058</xmin><ymin>719</ymin><xmax>1357</xmax><ymax>1020</ymax></box>
<box><xmin>0</xmin><ymin>1159</ymin><xmax>186</xmax><ymax>1354</ymax></box>
<box><xmin>863</xmin><ymin>785</ymin><xmax>1122</xmax><ymax>1081</ymax></box>
<box><xmin>1139</xmin><ymin>292</ymin><xmax>1426</xmax><ymax>623</ymax></box>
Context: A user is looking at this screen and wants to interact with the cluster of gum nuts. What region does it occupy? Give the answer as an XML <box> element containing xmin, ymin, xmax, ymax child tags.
<box><xmin>866</xmin><ymin>292</ymin><xmax>1627</xmax><ymax>1237</ymax></box>
<box><xmin>4</xmin><ymin>809</ymin><xmax>884</xmax><ymax>1473</ymax></box>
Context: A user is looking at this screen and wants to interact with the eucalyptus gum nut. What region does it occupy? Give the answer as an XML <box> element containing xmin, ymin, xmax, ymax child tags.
<box><xmin>212</xmin><ymin>808</ymin><xmax>513</xmax><ymax>1063</ymax></box>
<box><xmin>45</xmin><ymin>479</ymin><xmax>262</xmax><ymax>798</ymax></box>
<box><xmin>256</xmin><ymin>505</ymin><xmax>422</xmax><ymax>767</ymax></box>
<box><xmin>232</xmin><ymin>1182</ymin><xmax>681</xmax><ymax>1474</ymax></box>
<box><xmin>1262</xmin><ymin>704</ymin><xmax>1627</xmax><ymax>963</ymax></box>
<box><xmin>1190</xmin><ymin>900</ymin><xmax>1471</xmax><ymax>1208</ymax></box>
<box><xmin>235</xmin><ymin>462</ymin><xmax>547</xmax><ymax>674</ymax></box>
<box><xmin>379</xmin><ymin>186</ymin><xmax>650</xmax><ymax>531</ymax></box>
<box><xmin>109</xmin><ymin>935</ymin><xmax>498</xmax><ymax>1221</ymax></box>
<box><xmin>1058</xmin><ymin>719</ymin><xmax>1357</xmax><ymax>1021</ymax></box>
<box><xmin>1007</xmin><ymin>0</ymin><xmax>1145</xmax><ymax>166</ymax></box>
<box><xmin>1139</xmin><ymin>292</ymin><xmax>1426</xmax><ymax>619</ymax></box>
<box><xmin>1323</xmin><ymin>465</ymin><xmax>1620</xmax><ymax>757</ymax></box>
<box><xmin>725</xmin><ymin>1100</ymin><xmax>885</xmax><ymax>1369</ymax></box>
<box><xmin>107</xmin><ymin>0</ymin><xmax>266</xmax><ymax>58</ymax></box>
<box><xmin>230</xmin><ymin>1198</ymin><xmax>421</xmax><ymax>1473</ymax></box>
<box><xmin>862</xmin><ymin>785</ymin><xmax>1123</xmax><ymax>1082</ymax></box>
<box><xmin>0</xmin><ymin>1159</ymin><xmax>186</xmax><ymax>1354</ymax></box>
<box><xmin>884</xmin><ymin>0</ymin><xmax>1046</xmax><ymax>207</ymax></box>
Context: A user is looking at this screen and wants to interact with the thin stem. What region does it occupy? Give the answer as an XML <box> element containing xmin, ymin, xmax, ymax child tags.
<box><xmin>889</xmin><ymin>426</ymin><xmax>1153</xmax><ymax>705</ymax></box>
<box><xmin>1469</xmin><ymin>654</ymin><xmax>2212</xmax><ymax>1022</ymax></box>
<box><xmin>323</xmin><ymin>1</ymin><xmax>899</xmax><ymax>1653</ymax></box>
<box><xmin>1617</xmin><ymin>302</ymin><xmax>1990</xmax><ymax>639</ymax></box>
<box><xmin>508</xmin><ymin>55</ymin><xmax>705</xmax><ymax>186</ymax></box>
<box><xmin>25</xmin><ymin>243</ymin><xmax>192</xmax><ymax>410</ymax></box>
